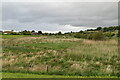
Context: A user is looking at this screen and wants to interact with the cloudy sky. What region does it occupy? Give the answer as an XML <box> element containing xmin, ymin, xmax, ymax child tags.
<box><xmin>2</xmin><ymin>1</ymin><xmax>118</xmax><ymax>33</ymax></box>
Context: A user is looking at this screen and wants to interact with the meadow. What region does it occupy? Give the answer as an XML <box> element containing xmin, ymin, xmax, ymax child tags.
<box><xmin>2</xmin><ymin>34</ymin><xmax>119</xmax><ymax>78</ymax></box>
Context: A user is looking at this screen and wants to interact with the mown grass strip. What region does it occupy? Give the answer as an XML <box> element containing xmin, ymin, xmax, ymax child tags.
<box><xmin>2</xmin><ymin>72</ymin><xmax>119</xmax><ymax>78</ymax></box>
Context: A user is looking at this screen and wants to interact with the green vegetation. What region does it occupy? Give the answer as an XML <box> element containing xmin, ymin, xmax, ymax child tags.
<box><xmin>3</xmin><ymin>72</ymin><xmax>118</xmax><ymax>78</ymax></box>
<box><xmin>2</xmin><ymin>26</ymin><xmax>119</xmax><ymax>41</ymax></box>
<box><xmin>2</xmin><ymin>35</ymin><xmax>25</xmax><ymax>39</ymax></box>
<box><xmin>2</xmin><ymin>26</ymin><xmax>119</xmax><ymax>78</ymax></box>
<box><xmin>2</xmin><ymin>35</ymin><xmax>118</xmax><ymax>77</ymax></box>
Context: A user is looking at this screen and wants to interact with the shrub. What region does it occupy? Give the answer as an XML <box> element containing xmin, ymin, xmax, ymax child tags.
<box><xmin>88</xmin><ymin>31</ymin><xmax>105</xmax><ymax>40</ymax></box>
<box><xmin>74</xmin><ymin>33</ymin><xmax>84</xmax><ymax>38</ymax></box>
<box><xmin>10</xmin><ymin>32</ymin><xmax>20</xmax><ymax>35</ymax></box>
<box><xmin>96</xmin><ymin>27</ymin><xmax>102</xmax><ymax>31</ymax></box>
<box><xmin>74</xmin><ymin>31</ymin><xmax>105</xmax><ymax>40</ymax></box>
<box><xmin>105</xmin><ymin>32</ymin><xmax>115</xmax><ymax>38</ymax></box>
<box><xmin>20</xmin><ymin>30</ymin><xmax>31</xmax><ymax>35</ymax></box>
<box><xmin>74</xmin><ymin>33</ymin><xmax>81</xmax><ymax>38</ymax></box>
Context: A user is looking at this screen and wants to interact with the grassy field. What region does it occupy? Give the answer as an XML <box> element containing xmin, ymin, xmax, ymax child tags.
<box><xmin>2</xmin><ymin>35</ymin><xmax>119</xmax><ymax>78</ymax></box>
<box><xmin>3</xmin><ymin>72</ymin><xmax>119</xmax><ymax>78</ymax></box>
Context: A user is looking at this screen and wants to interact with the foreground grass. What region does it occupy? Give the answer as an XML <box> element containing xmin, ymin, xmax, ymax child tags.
<box><xmin>2</xmin><ymin>35</ymin><xmax>118</xmax><ymax>76</ymax></box>
<box><xmin>2</xmin><ymin>72</ymin><xmax>118</xmax><ymax>78</ymax></box>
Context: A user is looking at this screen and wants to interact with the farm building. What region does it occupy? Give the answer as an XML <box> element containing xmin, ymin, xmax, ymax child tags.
<box><xmin>3</xmin><ymin>31</ymin><xmax>13</xmax><ymax>35</ymax></box>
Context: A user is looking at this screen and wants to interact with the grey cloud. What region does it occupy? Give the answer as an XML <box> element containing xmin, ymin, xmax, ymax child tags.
<box><xmin>2</xmin><ymin>2</ymin><xmax>118</xmax><ymax>32</ymax></box>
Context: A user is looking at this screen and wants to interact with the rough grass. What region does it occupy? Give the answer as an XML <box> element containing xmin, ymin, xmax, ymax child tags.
<box><xmin>2</xmin><ymin>35</ymin><xmax>119</xmax><ymax>77</ymax></box>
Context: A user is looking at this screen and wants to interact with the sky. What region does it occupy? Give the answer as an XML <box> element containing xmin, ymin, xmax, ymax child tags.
<box><xmin>2</xmin><ymin>0</ymin><xmax>118</xmax><ymax>33</ymax></box>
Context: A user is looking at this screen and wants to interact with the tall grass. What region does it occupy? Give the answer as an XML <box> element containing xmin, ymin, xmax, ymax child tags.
<box><xmin>2</xmin><ymin>35</ymin><xmax>118</xmax><ymax>76</ymax></box>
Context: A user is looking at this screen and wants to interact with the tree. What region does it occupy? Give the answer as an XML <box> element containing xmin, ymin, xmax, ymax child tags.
<box><xmin>58</xmin><ymin>31</ymin><xmax>62</xmax><ymax>35</ymax></box>
<box><xmin>117</xmin><ymin>25</ymin><xmax>120</xmax><ymax>37</ymax></box>
<box><xmin>44</xmin><ymin>33</ymin><xmax>48</xmax><ymax>36</ymax></box>
<box><xmin>38</xmin><ymin>31</ymin><xmax>42</xmax><ymax>34</ymax></box>
<box><xmin>31</xmin><ymin>30</ymin><xmax>35</xmax><ymax>33</ymax></box>
<box><xmin>86</xmin><ymin>29</ymin><xmax>94</xmax><ymax>31</ymax></box>
<box><xmin>79</xmin><ymin>30</ymin><xmax>83</xmax><ymax>33</ymax></box>
<box><xmin>103</xmin><ymin>27</ymin><xmax>108</xmax><ymax>32</ymax></box>
<box><xmin>96</xmin><ymin>27</ymin><xmax>102</xmax><ymax>31</ymax></box>
<box><xmin>11</xmin><ymin>30</ymin><xmax>14</xmax><ymax>32</ymax></box>
<box><xmin>74</xmin><ymin>33</ymin><xmax>82</xmax><ymax>38</ymax></box>
<box><xmin>92</xmin><ymin>31</ymin><xmax>105</xmax><ymax>40</ymax></box>
<box><xmin>11</xmin><ymin>32</ymin><xmax>19</xmax><ymax>35</ymax></box>
<box><xmin>20</xmin><ymin>30</ymin><xmax>31</xmax><ymax>35</ymax></box>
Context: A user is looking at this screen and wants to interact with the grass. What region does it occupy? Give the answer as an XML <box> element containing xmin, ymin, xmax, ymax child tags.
<box><xmin>2</xmin><ymin>35</ymin><xmax>26</xmax><ymax>39</ymax></box>
<box><xmin>20</xmin><ymin>42</ymin><xmax>72</xmax><ymax>50</ymax></box>
<box><xmin>2</xmin><ymin>34</ymin><xmax>119</xmax><ymax>77</ymax></box>
<box><xmin>2</xmin><ymin>72</ymin><xmax>119</xmax><ymax>78</ymax></box>
<box><xmin>2</xmin><ymin>35</ymin><xmax>44</xmax><ymax>39</ymax></box>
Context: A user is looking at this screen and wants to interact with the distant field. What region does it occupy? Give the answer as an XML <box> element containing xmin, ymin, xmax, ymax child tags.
<box><xmin>2</xmin><ymin>35</ymin><xmax>118</xmax><ymax>77</ymax></box>
<box><xmin>2</xmin><ymin>35</ymin><xmax>43</xmax><ymax>39</ymax></box>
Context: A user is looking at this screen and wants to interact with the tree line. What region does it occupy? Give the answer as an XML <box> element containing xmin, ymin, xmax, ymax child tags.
<box><xmin>2</xmin><ymin>26</ymin><xmax>120</xmax><ymax>40</ymax></box>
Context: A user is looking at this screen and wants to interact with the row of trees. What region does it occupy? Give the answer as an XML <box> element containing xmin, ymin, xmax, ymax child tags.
<box><xmin>3</xmin><ymin>26</ymin><xmax>119</xmax><ymax>40</ymax></box>
<box><xmin>87</xmin><ymin>26</ymin><xmax>119</xmax><ymax>32</ymax></box>
<box><xmin>3</xmin><ymin>26</ymin><xmax>119</xmax><ymax>35</ymax></box>
<box><xmin>4</xmin><ymin>30</ymin><xmax>63</xmax><ymax>35</ymax></box>
<box><xmin>74</xmin><ymin>26</ymin><xmax>119</xmax><ymax>40</ymax></box>
<box><xmin>7</xmin><ymin>30</ymin><xmax>43</xmax><ymax>35</ymax></box>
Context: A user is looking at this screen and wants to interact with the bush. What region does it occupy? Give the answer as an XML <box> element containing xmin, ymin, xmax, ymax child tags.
<box><xmin>105</xmin><ymin>32</ymin><xmax>115</xmax><ymax>38</ymax></box>
<box><xmin>91</xmin><ymin>31</ymin><xmax>105</xmax><ymax>40</ymax></box>
<box><xmin>10</xmin><ymin>32</ymin><xmax>20</xmax><ymax>35</ymax></box>
<box><xmin>74</xmin><ymin>33</ymin><xmax>83</xmax><ymax>38</ymax></box>
<box><xmin>20</xmin><ymin>30</ymin><xmax>31</xmax><ymax>35</ymax></box>
<box><xmin>74</xmin><ymin>31</ymin><xmax>105</xmax><ymax>40</ymax></box>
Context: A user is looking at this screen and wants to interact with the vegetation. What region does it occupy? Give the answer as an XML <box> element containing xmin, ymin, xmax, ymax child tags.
<box><xmin>2</xmin><ymin>26</ymin><xmax>119</xmax><ymax>40</ymax></box>
<box><xmin>3</xmin><ymin>72</ymin><xmax>118</xmax><ymax>78</ymax></box>
<box><xmin>2</xmin><ymin>26</ymin><xmax>119</xmax><ymax>78</ymax></box>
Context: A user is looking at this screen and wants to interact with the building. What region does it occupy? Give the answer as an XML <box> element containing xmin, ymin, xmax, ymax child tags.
<box><xmin>3</xmin><ymin>31</ymin><xmax>13</xmax><ymax>35</ymax></box>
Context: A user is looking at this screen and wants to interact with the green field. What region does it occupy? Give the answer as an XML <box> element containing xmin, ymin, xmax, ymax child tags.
<box><xmin>3</xmin><ymin>72</ymin><xmax>84</xmax><ymax>78</ymax></box>
<box><xmin>2</xmin><ymin>35</ymin><xmax>119</xmax><ymax>78</ymax></box>
<box><xmin>2</xmin><ymin>72</ymin><xmax>118</xmax><ymax>78</ymax></box>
